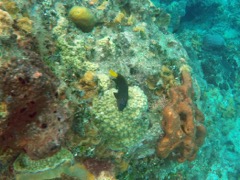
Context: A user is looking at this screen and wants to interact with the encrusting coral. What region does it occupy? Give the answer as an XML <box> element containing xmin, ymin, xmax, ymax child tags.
<box><xmin>157</xmin><ymin>70</ymin><xmax>206</xmax><ymax>162</ymax></box>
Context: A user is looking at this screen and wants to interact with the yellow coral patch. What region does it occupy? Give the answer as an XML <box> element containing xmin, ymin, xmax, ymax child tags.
<box><xmin>113</xmin><ymin>12</ymin><xmax>125</xmax><ymax>24</ymax></box>
<box><xmin>97</xmin><ymin>1</ymin><xmax>109</xmax><ymax>10</ymax></box>
<box><xmin>17</xmin><ymin>17</ymin><xmax>33</xmax><ymax>33</ymax></box>
<box><xmin>133</xmin><ymin>26</ymin><xmax>145</xmax><ymax>33</ymax></box>
<box><xmin>77</xmin><ymin>71</ymin><xmax>98</xmax><ymax>99</ymax></box>
<box><xmin>127</xmin><ymin>15</ymin><xmax>135</xmax><ymax>26</ymax></box>
<box><xmin>179</xmin><ymin>64</ymin><xmax>192</xmax><ymax>73</ymax></box>
<box><xmin>2</xmin><ymin>0</ymin><xmax>19</xmax><ymax>18</ymax></box>
<box><xmin>68</xmin><ymin>6</ymin><xmax>95</xmax><ymax>32</ymax></box>
<box><xmin>160</xmin><ymin>65</ymin><xmax>176</xmax><ymax>88</ymax></box>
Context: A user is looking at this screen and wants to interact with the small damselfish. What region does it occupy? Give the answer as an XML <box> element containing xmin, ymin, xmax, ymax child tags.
<box><xmin>109</xmin><ymin>69</ymin><xmax>129</xmax><ymax>111</ymax></box>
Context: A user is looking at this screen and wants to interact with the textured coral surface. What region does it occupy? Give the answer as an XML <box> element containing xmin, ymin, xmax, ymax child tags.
<box><xmin>92</xmin><ymin>86</ymin><xmax>149</xmax><ymax>151</ymax></box>
<box><xmin>2</xmin><ymin>0</ymin><xmax>238</xmax><ymax>179</ymax></box>
<box><xmin>0</xmin><ymin>53</ymin><xmax>69</xmax><ymax>160</ymax></box>
<box><xmin>157</xmin><ymin>71</ymin><xmax>206</xmax><ymax>162</ymax></box>
<box><xmin>0</xmin><ymin>9</ymin><xmax>13</xmax><ymax>40</ymax></box>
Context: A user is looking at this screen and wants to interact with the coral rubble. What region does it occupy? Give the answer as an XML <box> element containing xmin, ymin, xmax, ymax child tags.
<box><xmin>157</xmin><ymin>70</ymin><xmax>206</xmax><ymax>162</ymax></box>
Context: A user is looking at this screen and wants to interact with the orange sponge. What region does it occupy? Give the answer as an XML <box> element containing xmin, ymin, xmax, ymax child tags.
<box><xmin>157</xmin><ymin>71</ymin><xmax>206</xmax><ymax>162</ymax></box>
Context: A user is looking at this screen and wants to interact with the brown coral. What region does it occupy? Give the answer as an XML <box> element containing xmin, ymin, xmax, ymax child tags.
<box><xmin>0</xmin><ymin>52</ymin><xmax>70</xmax><ymax>160</ymax></box>
<box><xmin>157</xmin><ymin>70</ymin><xmax>206</xmax><ymax>162</ymax></box>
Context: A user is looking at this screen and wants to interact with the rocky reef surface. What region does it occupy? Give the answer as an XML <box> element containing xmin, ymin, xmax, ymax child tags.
<box><xmin>0</xmin><ymin>0</ymin><xmax>238</xmax><ymax>179</ymax></box>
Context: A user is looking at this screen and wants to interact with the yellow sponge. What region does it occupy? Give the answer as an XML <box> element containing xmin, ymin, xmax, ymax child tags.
<box><xmin>69</xmin><ymin>6</ymin><xmax>95</xmax><ymax>32</ymax></box>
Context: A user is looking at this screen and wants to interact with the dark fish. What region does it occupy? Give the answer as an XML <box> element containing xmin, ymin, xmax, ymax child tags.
<box><xmin>109</xmin><ymin>70</ymin><xmax>128</xmax><ymax>111</ymax></box>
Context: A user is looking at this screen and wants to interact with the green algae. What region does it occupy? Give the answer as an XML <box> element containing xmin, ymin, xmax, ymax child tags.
<box><xmin>13</xmin><ymin>148</ymin><xmax>94</xmax><ymax>180</ymax></box>
<box><xmin>14</xmin><ymin>148</ymin><xmax>74</xmax><ymax>173</ymax></box>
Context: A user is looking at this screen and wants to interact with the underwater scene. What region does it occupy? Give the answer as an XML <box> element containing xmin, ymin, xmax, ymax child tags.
<box><xmin>0</xmin><ymin>0</ymin><xmax>239</xmax><ymax>179</ymax></box>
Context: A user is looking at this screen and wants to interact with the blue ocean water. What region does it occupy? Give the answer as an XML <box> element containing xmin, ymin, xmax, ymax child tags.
<box><xmin>0</xmin><ymin>0</ymin><xmax>239</xmax><ymax>179</ymax></box>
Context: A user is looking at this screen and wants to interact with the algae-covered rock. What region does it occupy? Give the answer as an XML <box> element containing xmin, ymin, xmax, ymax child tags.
<box><xmin>14</xmin><ymin>148</ymin><xmax>74</xmax><ymax>174</ymax></box>
<box><xmin>13</xmin><ymin>148</ymin><xmax>94</xmax><ymax>180</ymax></box>
<box><xmin>92</xmin><ymin>86</ymin><xmax>149</xmax><ymax>151</ymax></box>
<box><xmin>56</xmin><ymin>34</ymin><xmax>99</xmax><ymax>74</ymax></box>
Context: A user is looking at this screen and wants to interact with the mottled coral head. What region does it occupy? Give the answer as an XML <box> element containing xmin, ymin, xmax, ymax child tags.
<box><xmin>68</xmin><ymin>6</ymin><xmax>95</xmax><ymax>33</ymax></box>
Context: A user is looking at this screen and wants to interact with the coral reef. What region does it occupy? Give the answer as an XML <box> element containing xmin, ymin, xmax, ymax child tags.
<box><xmin>0</xmin><ymin>9</ymin><xmax>13</xmax><ymax>40</ymax></box>
<box><xmin>1</xmin><ymin>0</ymin><xmax>19</xmax><ymax>18</ymax></box>
<box><xmin>54</xmin><ymin>0</ymin><xmax>186</xmax><ymax>78</ymax></box>
<box><xmin>0</xmin><ymin>0</ymin><xmax>223</xmax><ymax>178</ymax></box>
<box><xmin>76</xmin><ymin>71</ymin><xmax>98</xmax><ymax>100</ymax></box>
<box><xmin>14</xmin><ymin>148</ymin><xmax>117</xmax><ymax>180</ymax></box>
<box><xmin>56</xmin><ymin>34</ymin><xmax>99</xmax><ymax>74</ymax></box>
<box><xmin>157</xmin><ymin>70</ymin><xmax>206</xmax><ymax>162</ymax></box>
<box><xmin>83</xmin><ymin>158</ymin><xmax>115</xmax><ymax>177</ymax></box>
<box><xmin>0</xmin><ymin>148</ymin><xmax>19</xmax><ymax>175</ymax></box>
<box><xmin>13</xmin><ymin>148</ymin><xmax>95</xmax><ymax>180</ymax></box>
<box><xmin>14</xmin><ymin>148</ymin><xmax>73</xmax><ymax>174</ymax></box>
<box><xmin>0</xmin><ymin>53</ymin><xmax>70</xmax><ymax>160</ymax></box>
<box><xmin>153</xmin><ymin>0</ymin><xmax>187</xmax><ymax>32</ymax></box>
<box><xmin>160</xmin><ymin>65</ymin><xmax>176</xmax><ymax>89</ymax></box>
<box><xmin>92</xmin><ymin>86</ymin><xmax>149</xmax><ymax>151</ymax></box>
<box><xmin>16</xmin><ymin>17</ymin><xmax>33</xmax><ymax>34</ymax></box>
<box><xmin>68</xmin><ymin>6</ymin><xmax>96</xmax><ymax>32</ymax></box>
